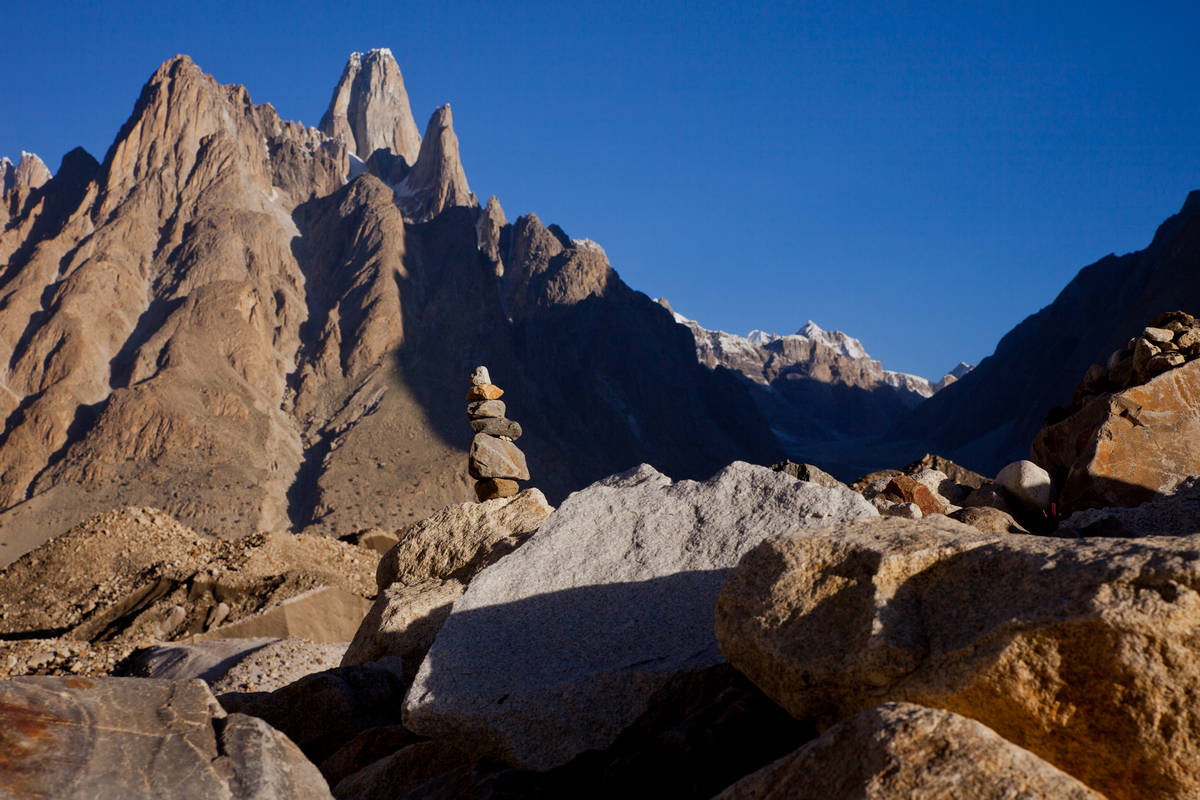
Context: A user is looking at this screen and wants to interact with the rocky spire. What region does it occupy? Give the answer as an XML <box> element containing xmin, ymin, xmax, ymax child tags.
<box><xmin>319</xmin><ymin>48</ymin><xmax>422</xmax><ymax>167</ymax></box>
<box><xmin>399</xmin><ymin>104</ymin><xmax>477</xmax><ymax>222</ymax></box>
<box><xmin>476</xmin><ymin>195</ymin><xmax>508</xmax><ymax>273</ymax></box>
<box><xmin>2</xmin><ymin>151</ymin><xmax>52</xmax><ymax>223</ymax></box>
<box><xmin>11</xmin><ymin>151</ymin><xmax>51</xmax><ymax>192</ymax></box>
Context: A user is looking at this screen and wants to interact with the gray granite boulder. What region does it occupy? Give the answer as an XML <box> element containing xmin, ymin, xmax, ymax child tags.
<box><xmin>0</xmin><ymin>676</ymin><xmax>331</xmax><ymax>799</ymax></box>
<box><xmin>402</xmin><ymin>461</ymin><xmax>876</xmax><ymax>769</ymax></box>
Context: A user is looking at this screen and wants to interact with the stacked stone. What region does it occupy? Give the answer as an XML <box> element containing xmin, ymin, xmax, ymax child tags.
<box><xmin>466</xmin><ymin>366</ymin><xmax>530</xmax><ymax>501</ymax></box>
<box><xmin>1065</xmin><ymin>310</ymin><xmax>1200</xmax><ymax>416</ymax></box>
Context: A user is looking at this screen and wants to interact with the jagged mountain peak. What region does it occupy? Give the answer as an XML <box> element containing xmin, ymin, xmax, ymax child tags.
<box><xmin>319</xmin><ymin>47</ymin><xmax>422</xmax><ymax>166</ymax></box>
<box><xmin>397</xmin><ymin>102</ymin><xmax>477</xmax><ymax>222</ymax></box>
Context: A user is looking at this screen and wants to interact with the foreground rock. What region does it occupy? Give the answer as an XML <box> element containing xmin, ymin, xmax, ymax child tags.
<box><xmin>219</xmin><ymin>659</ymin><xmax>408</xmax><ymax>766</ymax></box>
<box><xmin>715</xmin><ymin>703</ymin><xmax>1102</xmax><ymax>800</ymax></box>
<box><xmin>715</xmin><ymin>516</ymin><xmax>1200</xmax><ymax>800</ymax></box>
<box><xmin>403</xmin><ymin>462</ymin><xmax>876</xmax><ymax>770</ymax></box>
<box><xmin>0</xmin><ymin>677</ymin><xmax>331</xmax><ymax>799</ymax></box>
<box><xmin>119</xmin><ymin>638</ymin><xmax>348</xmax><ymax>693</ymax></box>
<box><xmin>374</xmin><ymin>490</ymin><xmax>552</xmax><ymax>590</ymax></box>
<box><xmin>344</xmin><ymin>489</ymin><xmax>553</xmax><ymax>672</ymax></box>
<box><xmin>1058</xmin><ymin>477</ymin><xmax>1200</xmax><ymax>538</ymax></box>
<box><xmin>378</xmin><ymin>664</ymin><xmax>812</xmax><ymax>799</ymax></box>
<box><xmin>0</xmin><ymin>508</ymin><xmax>376</xmax><ymax>659</ymax></box>
<box><xmin>1033</xmin><ymin>344</ymin><xmax>1200</xmax><ymax>514</ymax></box>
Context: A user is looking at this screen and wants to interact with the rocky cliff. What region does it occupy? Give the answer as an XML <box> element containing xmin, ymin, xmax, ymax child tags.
<box><xmin>897</xmin><ymin>191</ymin><xmax>1200</xmax><ymax>475</ymax></box>
<box><xmin>0</xmin><ymin>52</ymin><xmax>780</xmax><ymax>563</ymax></box>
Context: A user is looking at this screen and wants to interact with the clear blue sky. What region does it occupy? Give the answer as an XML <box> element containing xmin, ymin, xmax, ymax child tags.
<box><xmin>3</xmin><ymin>0</ymin><xmax>1198</xmax><ymax>378</ymax></box>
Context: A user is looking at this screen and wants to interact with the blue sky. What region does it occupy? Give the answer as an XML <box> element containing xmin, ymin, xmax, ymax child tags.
<box><xmin>3</xmin><ymin>0</ymin><xmax>1198</xmax><ymax>378</ymax></box>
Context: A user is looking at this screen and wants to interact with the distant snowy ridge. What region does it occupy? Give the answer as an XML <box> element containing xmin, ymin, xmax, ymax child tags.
<box><xmin>667</xmin><ymin>305</ymin><xmax>971</xmax><ymax>400</ymax></box>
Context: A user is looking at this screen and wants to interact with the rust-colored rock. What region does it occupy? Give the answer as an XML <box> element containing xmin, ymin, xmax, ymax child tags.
<box><xmin>715</xmin><ymin>703</ymin><xmax>1102</xmax><ymax>800</ymax></box>
<box><xmin>1032</xmin><ymin>357</ymin><xmax>1200</xmax><ymax>514</ymax></box>
<box><xmin>881</xmin><ymin>474</ymin><xmax>945</xmax><ymax>515</ymax></box>
<box><xmin>466</xmin><ymin>383</ymin><xmax>504</xmax><ymax>401</ymax></box>
<box><xmin>475</xmin><ymin>478</ymin><xmax>519</xmax><ymax>500</ymax></box>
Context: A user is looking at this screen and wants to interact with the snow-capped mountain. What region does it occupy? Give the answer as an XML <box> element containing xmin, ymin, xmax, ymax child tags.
<box><xmin>672</xmin><ymin>312</ymin><xmax>969</xmax><ymax>401</ymax></box>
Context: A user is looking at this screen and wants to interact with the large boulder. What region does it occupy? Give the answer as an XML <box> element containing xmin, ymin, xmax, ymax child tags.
<box><xmin>342</xmin><ymin>579</ymin><xmax>463</xmax><ymax>675</ymax></box>
<box><xmin>714</xmin><ymin>703</ymin><xmax>1103</xmax><ymax>799</ymax></box>
<box><xmin>402</xmin><ymin>462</ymin><xmax>877</xmax><ymax>770</ymax></box>
<box><xmin>715</xmin><ymin>516</ymin><xmax>1200</xmax><ymax>800</ymax></box>
<box><xmin>0</xmin><ymin>677</ymin><xmax>331</xmax><ymax>799</ymax></box>
<box><xmin>374</xmin><ymin>490</ymin><xmax>553</xmax><ymax>591</ymax></box>
<box><xmin>1032</xmin><ymin>357</ymin><xmax>1200</xmax><ymax>514</ymax></box>
<box><xmin>344</xmin><ymin>490</ymin><xmax>554</xmax><ymax>671</ymax></box>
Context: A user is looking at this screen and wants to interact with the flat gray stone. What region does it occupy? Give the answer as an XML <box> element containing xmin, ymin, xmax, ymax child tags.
<box><xmin>402</xmin><ymin>461</ymin><xmax>877</xmax><ymax>769</ymax></box>
<box><xmin>0</xmin><ymin>677</ymin><xmax>331</xmax><ymax>799</ymax></box>
<box><xmin>469</xmin><ymin>417</ymin><xmax>522</xmax><ymax>439</ymax></box>
<box><xmin>466</xmin><ymin>399</ymin><xmax>505</xmax><ymax>419</ymax></box>
<box><xmin>468</xmin><ymin>434</ymin><xmax>530</xmax><ymax>480</ymax></box>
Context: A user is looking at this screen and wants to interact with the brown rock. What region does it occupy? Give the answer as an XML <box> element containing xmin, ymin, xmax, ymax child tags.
<box><xmin>1176</xmin><ymin>327</ymin><xmax>1200</xmax><ymax>350</ymax></box>
<box><xmin>0</xmin><ymin>677</ymin><xmax>333</xmax><ymax>799</ymax></box>
<box><xmin>0</xmin><ymin>508</ymin><xmax>376</xmax><ymax>652</ymax></box>
<box><xmin>949</xmin><ymin>505</ymin><xmax>1027</xmax><ymax>534</ymax></box>
<box><xmin>469</xmin><ymin>416</ymin><xmax>522</xmax><ymax>439</ymax></box>
<box><xmin>1150</xmin><ymin>310</ymin><xmax>1198</xmax><ymax>329</ymax></box>
<box><xmin>475</xmin><ymin>478</ymin><xmax>520</xmax><ymax>501</ymax></box>
<box><xmin>468</xmin><ymin>433</ymin><xmax>530</xmax><ymax>480</ymax></box>
<box><xmin>318</xmin><ymin>725</ymin><xmax>421</xmax><ymax>788</ymax></box>
<box><xmin>466</xmin><ymin>383</ymin><xmax>504</xmax><ymax>401</ymax></box>
<box><xmin>961</xmin><ymin>482</ymin><xmax>1015</xmax><ymax>515</ymax></box>
<box><xmin>1147</xmin><ymin>350</ymin><xmax>1186</xmax><ymax>375</ymax></box>
<box><xmin>218</xmin><ymin>659</ymin><xmax>408</xmax><ymax>765</ymax></box>
<box><xmin>850</xmin><ymin>469</ymin><xmax>902</xmax><ymax>493</ymax></box>
<box><xmin>341</xmin><ymin>579</ymin><xmax>463</xmax><ymax>676</ymax></box>
<box><xmin>466</xmin><ymin>399</ymin><xmax>505</xmax><ymax>419</ymax></box>
<box><xmin>901</xmin><ymin>453</ymin><xmax>988</xmax><ymax>489</ymax></box>
<box><xmin>881</xmin><ymin>475</ymin><xmax>945</xmax><ymax>515</ymax></box>
<box><xmin>375</xmin><ymin>489</ymin><xmax>553</xmax><ymax>590</ymax></box>
<box><xmin>333</xmin><ymin>741</ymin><xmax>475</xmax><ymax>800</ymax></box>
<box><xmin>350</xmin><ymin>527</ymin><xmax>400</xmax><ymax>555</ymax></box>
<box><xmin>770</xmin><ymin>460</ymin><xmax>846</xmax><ymax>490</ymax></box>
<box><xmin>715</xmin><ymin>516</ymin><xmax>1200</xmax><ymax>800</ymax></box>
<box><xmin>715</xmin><ymin>703</ymin><xmax>1102</xmax><ymax>800</ymax></box>
<box><xmin>1132</xmin><ymin>336</ymin><xmax>1162</xmax><ymax>380</ymax></box>
<box><xmin>1032</xmin><ymin>357</ymin><xmax>1200</xmax><ymax>513</ymax></box>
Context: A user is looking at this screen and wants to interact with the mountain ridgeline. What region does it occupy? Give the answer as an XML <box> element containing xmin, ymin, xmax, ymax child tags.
<box><xmin>896</xmin><ymin>191</ymin><xmax>1200</xmax><ymax>475</ymax></box>
<box><xmin>0</xmin><ymin>50</ymin><xmax>784</xmax><ymax>561</ymax></box>
<box><xmin>4</xmin><ymin>49</ymin><xmax>1198</xmax><ymax>561</ymax></box>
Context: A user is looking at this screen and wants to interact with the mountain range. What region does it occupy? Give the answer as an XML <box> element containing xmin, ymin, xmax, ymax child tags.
<box><xmin>2</xmin><ymin>48</ymin><xmax>1198</xmax><ymax>562</ymax></box>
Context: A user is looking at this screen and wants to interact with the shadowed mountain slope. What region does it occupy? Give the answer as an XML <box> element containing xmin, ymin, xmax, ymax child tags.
<box><xmin>895</xmin><ymin>191</ymin><xmax>1200</xmax><ymax>475</ymax></box>
<box><xmin>0</xmin><ymin>53</ymin><xmax>781</xmax><ymax>562</ymax></box>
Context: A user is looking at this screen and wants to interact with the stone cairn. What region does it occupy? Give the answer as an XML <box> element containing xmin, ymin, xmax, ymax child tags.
<box><xmin>466</xmin><ymin>366</ymin><xmax>530</xmax><ymax>501</ymax></box>
<box><xmin>1055</xmin><ymin>310</ymin><xmax>1200</xmax><ymax>421</ymax></box>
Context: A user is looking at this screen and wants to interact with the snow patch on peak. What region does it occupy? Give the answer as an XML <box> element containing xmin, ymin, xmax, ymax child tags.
<box><xmin>366</xmin><ymin>47</ymin><xmax>394</xmax><ymax>59</ymax></box>
<box><xmin>570</xmin><ymin>238</ymin><xmax>606</xmax><ymax>256</ymax></box>
<box><xmin>795</xmin><ymin>320</ymin><xmax>868</xmax><ymax>361</ymax></box>
<box><xmin>746</xmin><ymin>329</ymin><xmax>779</xmax><ymax>346</ymax></box>
<box><xmin>948</xmin><ymin>362</ymin><xmax>974</xmax><ymax>379</ymax></box>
